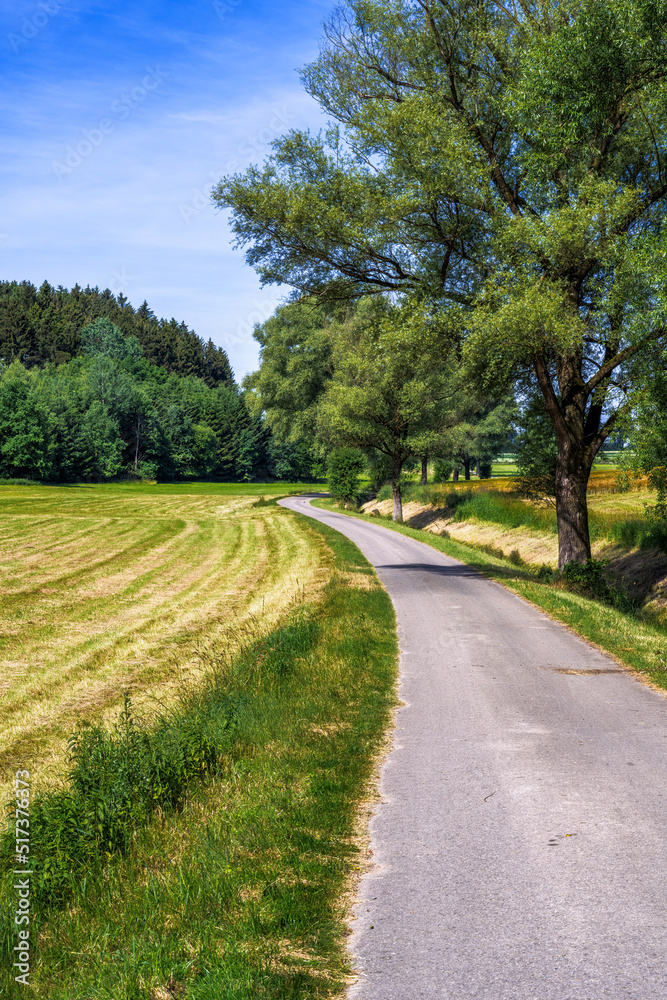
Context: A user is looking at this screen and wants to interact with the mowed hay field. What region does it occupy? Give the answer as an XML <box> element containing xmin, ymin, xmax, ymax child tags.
<box><xmin>0</xmin><ymin>482</ymin><xmax>326</xmax><ymax>805</ymax></box>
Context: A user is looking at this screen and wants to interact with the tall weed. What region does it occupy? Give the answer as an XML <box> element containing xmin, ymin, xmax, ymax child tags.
<box><xmin>0</xmin><ymin>615</ymin><xmax>320</xmax><ymax>919</ymax></box>
<box><xmin>1</xmin><ymin>694</ymin><xmax>228</xmax><ymax>915</ymax></box>
<box><xmin>452</xmin><ymin>490</ymin><xmax>557</xmax><ymax>532</ymax></box>
<box><xmin>386</xmin><ymin>481</ymin><xmax>667</xmax><ymax>553</ymax></box>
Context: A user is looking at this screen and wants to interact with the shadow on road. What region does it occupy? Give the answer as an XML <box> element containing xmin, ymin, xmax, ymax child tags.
<box><xmin>374</xmin><ymin>562</ymin><xmax>481</xmax><ymax>577</ymax></box>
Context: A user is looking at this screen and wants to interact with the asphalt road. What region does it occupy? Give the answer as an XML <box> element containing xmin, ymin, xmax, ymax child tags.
<box><xmin>279</xmin><ymin>496</ymin><xmax>667</xmax><ymax>1000</ymax></box>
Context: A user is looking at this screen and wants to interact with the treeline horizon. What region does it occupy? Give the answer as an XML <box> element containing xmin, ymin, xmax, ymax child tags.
<box><xmin>0</xmin><ymin>285</ymin><xmax>324</xmax><ymax>484</ymax></box>
<box><xmin>0</xmin><ymin>279</ymin><xmax>234</xmax><ymax>389</ymax></box>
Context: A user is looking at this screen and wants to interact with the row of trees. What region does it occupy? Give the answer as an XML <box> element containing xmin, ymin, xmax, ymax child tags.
<box><xmin>245</xmin><ymin>297</ymin><xmax>513</xmax><ymax>520</ymax></box>
<box><xmin>0</xmin><ymin>280</ymin><xmax>234</xmax><ymax>387</ymax></box>
<box><xmin>217</xmin><ymin>0</ymin><xmax>667</xmax><ymax>567</ymax></box>
<box><xmin>0</xmin><ymin>318</ymin><xmax>312</xmax><ymax>483</ymax></box>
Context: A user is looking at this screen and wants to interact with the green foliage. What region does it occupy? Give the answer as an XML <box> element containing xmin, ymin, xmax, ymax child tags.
<box><xmin>624</xmin><ymin>356</ymin><xmax>667</xmax><ymax>521</ymax></box>
<box><xmin>514</xmin><ymin>395</ymin><xmax>559</xmax><ymax>505</ymax></box>
<box><xmin>559</xmin><ymin>557</ymin><xmax>641</xmax><ymax>613</ymax></box>
<box><xmin>367</xmin><ymin>450</ymin><xmax>393</xmax><ymax>493</ymax></box>
<box><xmin>76</xmin><ymin>401</ymin><xmax>124</xmax><ymax>479</ymax></box>
<box><xmin>80</xmin><ymin>317</ymin><xmax>142</xmax><ymax>364</ymax></box>
<box><xmin>319</xmin><ymin>297</ymin><xmax>459</xmax><ymax>519</ymax></box>
<box><xmin>0</xmin><ymin>362</ymin><xmax>55</xmax><ymax>480</ymax></box>
<box><xmin>327</xmin><ymin>447</ymin><xmax>365</xmax><ymax>503</ymax></box>
<box><xmin>243</xmin><ymin>298</ymin><xmax>334</xmax><ymax>443</ymax></box>
<box><xmin>216</xmin><ymin>0</ymin><xmax>667</xmax><ymax>564</ymax></box>
<box><xmin>433</xmin><ymin>458</ymin><xmax>453</xmax><ymax>483</ymax></box>
<box><xmin>0</xmin><ymin>289</ymin><xmax>286</xmax><ymax>483</ymax></box>
<box><xmin>0</xmin><ymin>280</ymin><xmax>233</xmax><ymax>387</ymax></box>
<box><xmin>537</xmin><ymin>564</ymin><xmax>557</xmax><ymax>583</ymax></box>
<box><xmin>647</xmin><ymin>465</ymin><xmax>667</xmax><ymax>522</ymax></box>
<box><xmin>561</xmin><ymin>559</ymin><xmax>614</xmax><ymax>603</ymax></box>
<box><xmin>0</xmin><ymin>350</ymin><xmax>278</xmax><ymax>483</ymax></box>
<box><xmin>434</xmin><ymin>397</ymin><xmax>515</xmax><ymax>480</ymax></box>
<box><xmin>268</xmin><ymin>436</ymin><xmax>327</xmax><ymax>482</ymax></box>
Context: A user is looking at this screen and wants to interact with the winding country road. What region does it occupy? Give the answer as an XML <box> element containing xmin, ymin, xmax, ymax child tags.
<box><xmin>280</xmin><ymin>496</ymin><xmax>667</xmax><ymax>1000</ymax></box>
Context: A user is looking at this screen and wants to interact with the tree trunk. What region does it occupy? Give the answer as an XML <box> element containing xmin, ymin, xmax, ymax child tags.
<box><xmin>452</xmin><ymin>467</ymin><xmax>459</xmax><ymax>482</ymax></box>
<box><xmin>475</xmin><ymin>457</ymin><xmax>480</xmax><ymax>477</ymax></box>
<box><xmin>420</xmin><ymin>455</ymin><xmax>428</xmax><ymax>485</ymax></box>
<box><xmin>533</xmin><ymin>319</ymin><xmax>620</xmax><ymax>570</ymax></box>
<box><xmin>391</xmin><ymin>480</ymin><xmax>403</xmax><ymax>522</ymax></box>
<box><xmin>555</xmin><ymin>446</ymin><xmax>593</xmax><ymax>569</ymax></box>
<box><xmin>134</xmin><ymin>417</ymin><xmax>140</xmax><ymax>472</ymax></box>
<box><xmin>463</xmin><ymin>457</ymin><xmax>471</xmax><ymax>481</ymax></box>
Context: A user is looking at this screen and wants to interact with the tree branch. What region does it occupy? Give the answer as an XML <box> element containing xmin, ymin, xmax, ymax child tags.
<box><xmin>585</xmin><ymin>328</ymin><xmax>666</xmax><ymax>395</ymax></box>
<box><xmin>534</xmin><ymin>354</ymin><xmax>568</xmax><ymax>441</ymax></box>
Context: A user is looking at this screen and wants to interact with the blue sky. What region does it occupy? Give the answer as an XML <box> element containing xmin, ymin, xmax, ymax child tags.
<box><xmin>0</xmin><ymin>0</ymin><xmax>330</xmax><ymax>379</ymax></box>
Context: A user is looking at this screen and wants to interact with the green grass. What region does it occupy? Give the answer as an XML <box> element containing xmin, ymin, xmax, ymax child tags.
<box><xmin>1</xmin><ymin>515</ymin><xmax>398</xmax><ymax>999</ymax></box>
<box><xmin>0</xmin><ymin>480</ymin><xmax>322</xmax><ymax>497</ymax></box>
<box><xmin>378</xmin><ymin>482</ymin><xmax>557</xmax><ymax>532</ymax></box>
<box><xmin>0</xmin><ymin>483</ymin><xmax>329</xmax><ymax>809</ymax></box>
<box><xmin>491</xmin><ymin>461</ymin><xmax>518</xmax><ymax>475</ymax></box>
<box><xmin>376</xmin><ymin>480</ymin><xmax>667</xmax><ymax>552</ymax></box>
<box><xmin>314</xmin><ymin>500</ymin><xmax>667</xmax><ymax>692</ymax></box>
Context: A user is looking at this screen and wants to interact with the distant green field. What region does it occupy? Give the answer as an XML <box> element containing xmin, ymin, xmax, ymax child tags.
<box><xmin>491</xmin><ymin>460</ymin><xmax>518</xmax><ymax>476</ymax></box>
<box><xmin>0</xmin><ymin>479</ymin><xmax>322</xmax><ymax>497</ymax></box>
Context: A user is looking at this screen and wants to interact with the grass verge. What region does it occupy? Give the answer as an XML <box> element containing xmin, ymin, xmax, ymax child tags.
<box><xmin>314</xmin><ymin>500</ymin><xmax>667</xmax><ymax>693</ymax></box>
<box><xmin>376</xmin><ymin>480</ymin><xmax>667</xmax><ymax>552</ymax></box>
<box><xmin>1</xmin><ymin>515</ymin><xmax>397</xmax><ymax>999</ymax></box>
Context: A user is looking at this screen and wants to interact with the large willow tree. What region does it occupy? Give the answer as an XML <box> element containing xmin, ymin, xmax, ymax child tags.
<box><xmin>215</xmin><ymin>0</ymin><xmax>667</xmax><ymax>566</ymax></box>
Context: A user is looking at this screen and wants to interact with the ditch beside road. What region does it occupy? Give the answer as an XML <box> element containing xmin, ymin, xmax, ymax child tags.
<box><xmin>280</xmin><ymin>495</ymin><xmax>667</xmax><ymax>1000</ymax></box>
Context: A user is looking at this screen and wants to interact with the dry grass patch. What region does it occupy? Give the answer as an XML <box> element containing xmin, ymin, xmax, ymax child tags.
<box><xmin>0</xmin><ymin>485</ymin><xmax>328</xmax><ymax>804</ymax></box>
<box><xmin>362</xmin><ymin>498</ymin><xmax>560</xmax><ymax>566</ymax></box>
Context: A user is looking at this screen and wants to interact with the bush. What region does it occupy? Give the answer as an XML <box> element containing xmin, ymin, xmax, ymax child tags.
<box><xmin>433</xmin><ymin>458</ymin><xmax>453</xmax><ymax>483</ymax></box>
<box><xmin>647</xmin><ymin>465</ymin><xmax>667</xmax><ymax>522</ymax></box>
<box><xmin>327</xmin><ymin>448</ymin><xmax>365</xmax><ymax>504</ymax></box>
<box><xmin>1</xmin><ymin>694</ymin><xmax>229</xmax><ymax>910</ymax></box>
<box><xmin>562</xmin><ymin>559</ymin><xmax>614</xmax><ymax>602</ymax></box>
<box><xmin>480</xmin><ymin>543</ymin><xmax>504</xmax><ymax>559</ymax></box>
<box><xmin>479</xmin><ymin>460</ymin><xmax>493</xmax><ymax>479</ymax></box>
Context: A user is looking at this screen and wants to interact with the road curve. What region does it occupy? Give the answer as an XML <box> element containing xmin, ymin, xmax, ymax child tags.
<box><xmin>280</xmin><ymin>495</ymin><xmax>667</xmax><ymax>1000</ymax></box>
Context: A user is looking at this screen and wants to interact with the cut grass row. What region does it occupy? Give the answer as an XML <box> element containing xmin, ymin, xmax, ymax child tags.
<box><xmin>315</xmin><ymin>500</ymin><xmax>667</xmax><ymax>694</ymax></box>
<box><xmin>0</xmin><ymin>484</ymin><xmax>325</xmax><ymax>807</ymax></box>
<box><xmin>1</xmin><ymin>509</ymin><xmax>398</xmax><ymax>999</ymax></box>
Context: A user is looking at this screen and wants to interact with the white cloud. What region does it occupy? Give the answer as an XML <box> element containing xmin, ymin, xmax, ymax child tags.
<box><xmin>0</xmin><ymin>1</ymin><xmax>329</xmax><ymax>379</ymax></box>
